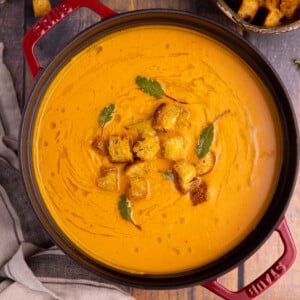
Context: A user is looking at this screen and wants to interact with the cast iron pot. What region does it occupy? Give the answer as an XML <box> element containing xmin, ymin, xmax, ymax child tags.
<box><xmin>20</xmin><ymin>0</ymin><xmax>299</xmax><ymax>299</ymax></box>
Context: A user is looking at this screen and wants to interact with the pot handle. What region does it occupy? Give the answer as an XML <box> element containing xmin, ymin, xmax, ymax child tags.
<box><xmin>202</xmin><ymin>217</ymin><xmax>296</xmax><ymax>300</ymax></box>
<box><xmin>22</xmin><ymin>0</ymin><xmax>118</xmax><ymax>78</ymax></box>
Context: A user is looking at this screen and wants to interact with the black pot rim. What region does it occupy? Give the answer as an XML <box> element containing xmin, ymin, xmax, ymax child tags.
<box><xmin>19</xmin><ymin>9</ymin><xmax>299</xmax><ymax>289</ymax></box>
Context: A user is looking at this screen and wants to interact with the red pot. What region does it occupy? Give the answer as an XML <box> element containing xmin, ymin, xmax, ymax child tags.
<box><xmin>20</xmin><ymin>0</ymin><xmax>299</xmax><ymax>299</ymax></box>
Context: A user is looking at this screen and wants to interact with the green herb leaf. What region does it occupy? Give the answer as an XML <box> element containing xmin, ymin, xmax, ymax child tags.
<box><xmin>136</xmin><ymin>76</ymin><xmax>165</xmax><ymax>99</ymax></box>
<box><xmin>196</xmin><ymin>124</ymin><xmax>214</xmax><ymax>158</ymax></box>
<box><xmin>118</xmin><ymin>194</ymin><xmax>132</xmax><ymax>221</ymax></box>
<box><xmin>163</xmin><ymin>171</ymin><xmax>174</xmax><ymax>181</ymax></box>
<box><xmin>98</xmin><ymin>104</ymin><xmax>115</xmax><ymax>128</ymax></box>
<box><xmin>196</xmin><ymin>111</ymin><xmax>230</xmax><ymax>159</ymax></box>
<box><xmin>294</xmin><ymin>59</ymin><xmax>300</xmax><ymax>71</ymax></box>
<box><xmin>118</xmin><ymin>195</ymin><xmax>141</xmax><ymax>230</ymax></box>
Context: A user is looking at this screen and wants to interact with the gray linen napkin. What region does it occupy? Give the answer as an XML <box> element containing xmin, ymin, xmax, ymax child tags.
<box><xmin>0</xmin><ymin>41</ymin><xmax>135</xmax><ymax>300</ymax></box>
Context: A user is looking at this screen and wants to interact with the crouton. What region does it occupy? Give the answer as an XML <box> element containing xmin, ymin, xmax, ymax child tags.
<box><xmin>127</xmin><ymin>177</ymin><xmax>148</xmax><ymax>200</ymax></box>
<box><xmin>176</xmin><ymin>108</ymin><xmax>191</xmax><ymax>128</ymax></box>
<box><xmin>265</xmin><ymin>0</ymin><xmax>282</xmax><ymax>8</ymax></box>
<box><xmin>189</xmin><ymin>178</ymin><xmax>208</xmax><ymax>205</ymax></box>
<box><xmin>125</xmin><ymin>161</ymin><xmax>150</xmax><ymax>177</ymax></box>
<box><xmin>237</xmin><ymin>0</ymin><xmax>260</xmax><ymax>22</ymax></box>
<box><xmin>161</xmin><ymin>135</ymin><xmax>186</xmax><ymax>161</ymax></box>
<box><xmin>152</xmin><ymin>103</ymin><xmax>182</xmax><ymax>131</ymax></box>
<box><xmin>32</xmin><ymin>0</ymin><xmax>51</xmax><ymax>17</ymax></box>
<box><xmin>107</xmin><ymin>135</ymin><xmax>133</xmax><ymax>163</ymax></box>
<box><xmin>263</xmin><ymin>9</ymin><xmax>284</xmax><ymax>26</ymax></box>
<box><xmin>173</xmin><ymin>160</ymin><xmax>196</xmax><ymax>193</ymax></box>
<box><xmin>196</xmin><ymin>151</ymin><xmax>216</xmax><ymax>176</ymax></box>
<box><xmin>133</xmin><ymin>136</ymin><xmax>160</xmax><ymax>160</ymax></box>
<box><xmin>280</xmin><ymin>0</ymin><xmax>299</xmax><ymax>19</ymax></box>
<box><xmin>97</xmin><ymin>167</ymin><xmax>119</xmax><ymax>191</ymax></box>
<box><xmin>235</xmin><ymin>0</ymin><xmax>299</xmax><ymax>27</ymax></box>
<box><xmin>91</xmin><ymin>135</ymin><xmax>107</xmax><ymax>155</ymax></box>
<box><xmin>126</xmin><ymin>119</ymin><xmax>157</xmax><ymax>138</ymax></box>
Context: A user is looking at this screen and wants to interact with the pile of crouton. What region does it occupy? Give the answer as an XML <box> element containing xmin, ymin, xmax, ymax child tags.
<box><xmin>92</xmin><ymin>102</ymin><xmax>215</xmax><ymax>205</ymax></box>
<box><xmin>235</xmin><ymin>0</ymin><xmax>300</xmax><ymax>27</ymax></box>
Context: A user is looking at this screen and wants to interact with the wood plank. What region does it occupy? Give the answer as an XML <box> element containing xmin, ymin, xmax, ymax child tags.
<box><xmin>132</xmin><ymin>286</ymin><xmax>221</xmax><ymax>300</ymax></box>
<box><xmin>132</xmin><ymin>268</ymin><xmax>240</xmax><ymax>300</ymax></box>
<box><xmin>0</xmin><ymin>0</ymin><xmax>25</xmax><ymax>106</ymax></box>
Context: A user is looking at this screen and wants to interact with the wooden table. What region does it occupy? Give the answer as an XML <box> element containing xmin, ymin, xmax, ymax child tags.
<box><xmin>1</xmin><ymin>0</ymin><xmax>299</xmax><ymax>299</ymax></box>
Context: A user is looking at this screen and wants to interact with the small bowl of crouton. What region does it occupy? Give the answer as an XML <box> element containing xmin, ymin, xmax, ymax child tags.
<box><xmin>213</xmin><ymin>0</ymin><xmax>300</xmax><ymax>33</ymax></box>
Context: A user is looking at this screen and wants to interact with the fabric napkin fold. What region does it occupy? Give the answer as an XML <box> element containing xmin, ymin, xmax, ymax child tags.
<box><xmin>0</xmin><ymin>41</ymin><xmax>135</xmax><ymax>300</ymax></box>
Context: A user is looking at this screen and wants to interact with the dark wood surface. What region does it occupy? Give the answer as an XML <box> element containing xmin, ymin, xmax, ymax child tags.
<box><xmin>0</xmin><ymin>0</ymin><xmax>299</xmax><ymax>299</ymax></box>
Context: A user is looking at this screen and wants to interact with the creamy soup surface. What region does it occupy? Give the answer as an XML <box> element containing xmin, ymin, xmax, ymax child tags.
<box><xmin>33</xmin><ymin>25</ymin><xmax>282</xmax><ymax>275</ymax></box>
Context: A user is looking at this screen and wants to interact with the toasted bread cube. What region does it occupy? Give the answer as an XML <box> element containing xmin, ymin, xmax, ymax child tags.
<box><xmin>189</xmin><ymin>178</ymin><xmax>208</xmax><ymax>205</ymax></box>
<box><xmin>176</xmin><ymin>108</ymin><xmax>191</xmax><ymax>128</ymax></box>
<box><xmin>32</xmin><ymin>0</ymin><xmax>51</xmax><ymax>17</ymax></box>
<box><xmin>280</xmin><ymin>0</ymin><xmax>299</xmax><ymax>19</ymax></box>
<box><xmin>237</xmin><ymin>0</ymin><xmax>260</xmax><ymax>22</ymax></box>
<box><xmin>125</xmin><ymin>161</ymin><xmax>150</xmax><ymax>177</ymax></box>
<box><xmin>263</xmin><ymin>8</ymin><xmax>284</xmax><ymax>26</ymax></box>
<box><xmin>108</xmin><ymin>135</ymin><xmax>133</xmax><ymax>163</ymax></box>
<box><xmin>91</xmin><ymin>135</ymin><xmax>107</xmax><ymax>155</ymax></box>
<box><xmin>133</xmin><ymin>136</ymin><xmax>160</xmax><ymax>160</ymax></box>
<box><xmin>97</xmin><ymin>167</ymin><xmax>119</xmax><ymax>191</ymax></box>
<box><xmin>161</xmin><ymin>135</ymin><xmax>186</xmax><ymax>161</ymax></box>
<box><xmin>126</xmin><ymin>119</ymin><xmax>157</xmax><ymax>137</ymax></box>
<box><xmin>264</xmin><ymin>0</ymin><xmax>280</xmax><ymax>8</ymax></box>
<box><xmin>152</xmin><ymin>103</ymin><xmax>182</xmax><ymax>131</ymax></box>
<box><xmin>127</xmin><ymin>177</ymin><xmax>148</xmax><ymax>200</ymax></box>
<box><xmin>173</xmin><ymin>161</ymin><xmax>196</xmax><ymax>184</ymax></box>
<box><xmin>263</xmin><ymin>0</ymin><xmax>283</xmax><ymax>26</ymax></box>
<box><xmin>173</xmin><ymin>161</ymin><xmax>196</xmax><ymax>193</ymax></box>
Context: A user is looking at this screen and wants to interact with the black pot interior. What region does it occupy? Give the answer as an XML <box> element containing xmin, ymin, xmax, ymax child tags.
<box><xmin>19</xmin><ymin>10</ymin><xmax>299</xmax><ymax>288</ymax></box>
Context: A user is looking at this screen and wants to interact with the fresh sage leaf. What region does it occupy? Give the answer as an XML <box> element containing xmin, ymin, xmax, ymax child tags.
<box><xmin>118</xmin><ymin>195</ymin><xmax>141</xmax><ymax>230</ymax></box>
<box><xmin>136</xmin><ymin>76</ymin><xmax>165</xmax><ymax>99</ymax></box>
<box><xmin>163</xmin><ymin>171</ymin><xmax>174</xmax><ymax>181</ymax></box>
<box><xmin>136</xmin><ymin>75</ymin><xmax>188</xmax><ymax>104</ymax></box>
<box><xmin>196</xmin><ymin>124</ymin><xmax>214</xmax><ymax>158</ymax></box>
<box><xmin>118</xmin><ymin>194</ymin><xmax>132</xmax><ymax>221</ymax></box>
<box><xmin>196</xmin><ymin>111</ymin><xmax>230</xmax><ymax>158</ymax></box>
<box><xmin>98</xmin><ymin>104</ymin><xmax>115</xmax><ymax>128</ymax></box>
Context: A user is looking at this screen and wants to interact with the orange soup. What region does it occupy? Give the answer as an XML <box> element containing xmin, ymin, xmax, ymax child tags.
<box><xmin>33</xmin><ymin>25</ymin><xmax>282</xmax><ymax>274</ymax></box>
